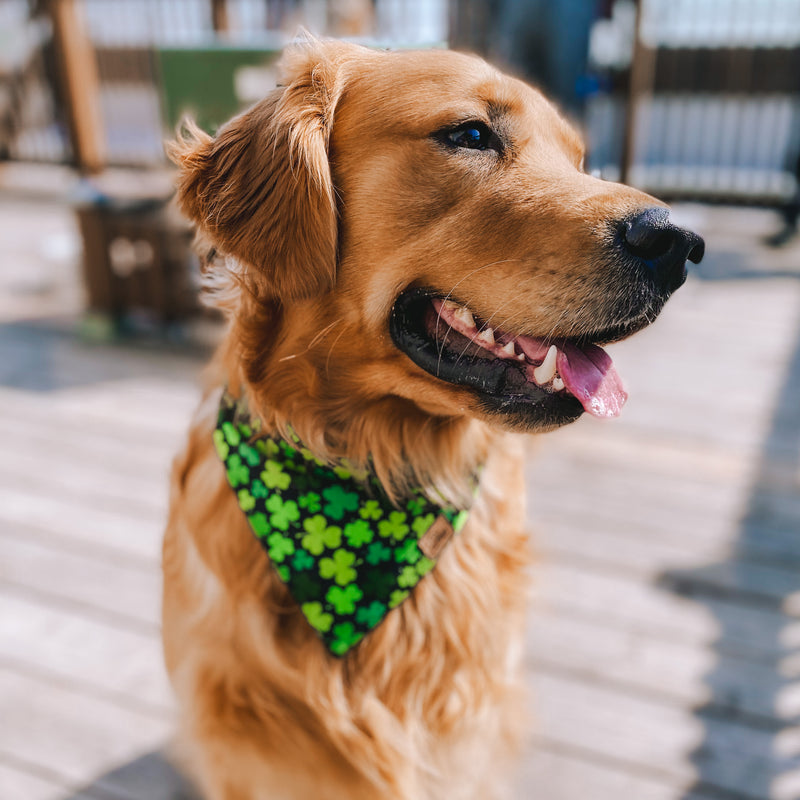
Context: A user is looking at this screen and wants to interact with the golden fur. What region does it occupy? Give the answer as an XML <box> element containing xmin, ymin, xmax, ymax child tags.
<box><xmin>163</xmin><ymin>39</ymin><xmax>662</xmax><ymax>800</ymax></box>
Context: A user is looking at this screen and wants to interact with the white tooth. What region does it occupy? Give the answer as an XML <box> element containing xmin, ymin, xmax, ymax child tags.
<box><xmin>533</xmin><ymin>345</ymin><xmax>558</xmax><ymax>384</ymax></box>
<box><xmin>500</xmin><ymin>341</ymin><xmax>516</xmax><ymax>357</ymax></box>
<box><xmin>454</xmin><ymin>306</ymin><xmax>475</xmax><ymax>329</ymax></box>
<box><xmin>476</xmin><ymin>327</ymin><xmax>495</xmax><ymax>346</ymax></box>
<box><xmin>517</xmin><ymin>352</ymin><xmax>526</xmax><ymax>361</ymax></box>
<box><xmin>552</xmin><ymin>376</ymin><xmax>565</xmax><ymax>391</ymax></box>
<box><xmin>442</xmin><ymin>299</ymin><xmax>458</xmax><ymax>311</ymax></box>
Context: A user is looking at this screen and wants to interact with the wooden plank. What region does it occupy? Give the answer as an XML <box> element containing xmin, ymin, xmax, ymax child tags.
<box><xmin>0</xmin><ymin>758</ymin><xmax>105</xmax><ymax>800</ymax></box>
<box><xmin>0</xmin><ymin>534</ymin><xmax>161</xmax><ymax>628</ymax></box>
<box><xmin>0</xmin><ymin>483</ymin><xmax>163</xmax><ymax>562</ymax></box>
<box><xmin>535</xmin><ymin>524</ymin><xmax>800</xmax><ymax>609</ymax></box>
<box><xmin>516</xmin><ymin>747</ymin><xmax>719</xmax><ymax>800</ymax></box>
<box><xmin>0</xmin><ymin>588</ymin><xmax>170</xmax><ymax>712</ymax></box>
<box><xmin>48</xmin><ymin>0</ymin><xmax>106</xmax><ymax>173</ymax></box>
<box><xmin>538</xmin><ymin>562</ymin><xmax>793</xmax><ymax>661</ymax></box>
<box><xmin>527</xmin><ymin>613</ymin><xmax>792</xmax><ymax>724</ymax></box>
<box><xmin>0</xmin><ymin>668</ymin><xmax>170</xmax><ymax>791</ymax></box>
<box><xmin>533</xmin><ymin>671</ymin><xmax>800</xmax><ymax>799</ymax></box>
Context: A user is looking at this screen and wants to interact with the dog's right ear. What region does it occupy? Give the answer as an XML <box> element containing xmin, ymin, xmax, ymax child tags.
<box><xmin>168</xmin><ymin>42</ymin><xmax>346</xmax><ymax>301</ymax></box>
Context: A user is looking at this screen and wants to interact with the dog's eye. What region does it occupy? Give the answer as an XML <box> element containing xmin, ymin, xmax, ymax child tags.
<box><xmin>443</xmin><ymin>122</ymin><xmax>499</xmax><ymax>152</ymax></box>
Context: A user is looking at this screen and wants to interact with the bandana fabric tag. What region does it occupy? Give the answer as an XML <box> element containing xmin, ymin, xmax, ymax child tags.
<box><xmin>213</xmin><ymin>391</ymin><xmax>473</xmax><ymax>657</ymax></box>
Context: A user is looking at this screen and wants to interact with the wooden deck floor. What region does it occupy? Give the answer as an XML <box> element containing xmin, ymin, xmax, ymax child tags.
<box><xmin>1</xmin><ymin>195</ymin><xmax>799</xmax><ymax>800</ymax></box>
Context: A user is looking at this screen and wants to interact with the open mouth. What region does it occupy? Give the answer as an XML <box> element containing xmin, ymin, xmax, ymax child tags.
<box><xmin>389</xmin><ymin>288</ymin><xmax>628</xmax><ymax>429</ymax></box>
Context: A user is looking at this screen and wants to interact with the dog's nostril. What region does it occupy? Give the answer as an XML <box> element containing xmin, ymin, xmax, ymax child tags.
<box><xmin>621</xmin><ymin>207</ymin><xmax>705</xmax><ymax>291</ymax></box>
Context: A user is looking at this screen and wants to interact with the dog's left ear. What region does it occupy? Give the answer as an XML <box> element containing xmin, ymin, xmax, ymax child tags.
<box><xmin>168</xmin><ymin>41</ymin><xmax>347</xmax><ymax>300</ymax></box>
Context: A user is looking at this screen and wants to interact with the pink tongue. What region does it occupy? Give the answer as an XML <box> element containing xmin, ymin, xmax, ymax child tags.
<box><xmin>556</xmin><ymin>341</ymin><xmax>627</xmax><ymax>418</ymax></box>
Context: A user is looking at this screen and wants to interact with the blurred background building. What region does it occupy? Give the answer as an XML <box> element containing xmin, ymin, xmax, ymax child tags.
<box><xmin>1</xmin><ymin>3</ymin><xmax>799</xmax><ymax>800</ymax></box>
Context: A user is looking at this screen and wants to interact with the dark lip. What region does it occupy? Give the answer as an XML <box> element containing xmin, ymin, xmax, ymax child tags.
<box><xmin>389</xmin><ymin>287</ymin><xmax>585</xmax><ymax>431</ymax></box>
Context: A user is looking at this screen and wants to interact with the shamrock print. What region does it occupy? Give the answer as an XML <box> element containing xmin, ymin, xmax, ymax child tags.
<box><xmin>330</xmin><ymin>622</ymin><xmax>363</xmax><ymax>655</ymax></box>
<box><xmin>302</xmin><ymin>601</ymin><xmax>333</xmax><ymax>633</ymax></box>
<box><xmin>251</xmin><ymin>479</ymin><xmax>268</xmax><ymax>499</ymax></box>
<box><xmin>212</xmin><ymin>429</ymin><xmax>229</xmax><ymax>460</ymax></box>
<box><xmin>238</xmin><ymin>442</ymin><xmax>261</xmax><ymax>467</ymax></box>
<box><xmin>355</xmin><ymin>601</ymin><xmax>386</xmax><ymax>629</ymax></box>
<box><xmin>326</xmin><ymin>584</ymin><xmax>363</xmax><ymax>615</ymax></box>
<box><xmin>215</xmin><ymin>390</ymin><xmax>475</xmax><ymax>657</ymax></box>
<box><xmin>291</xmin><ymin>549</ymin><xmax>315</xmax><ymax>572</ymax></box>
<box><xmin>266</xmin><ymin>495</ymin><xmax>300</xmax><ymax>531</ymax></box>
<box><xmin>322</xmin><ymin>484</ymin><xmax>359</xmax><ymax>520</ymax></box>
<box><xmin>406</xmin><ymin>497</ymin><xmax>425</xmax><ymax>516</ymax></box>
<box><xmin>411</xmin><ymin>512</ymin><xmax>435</xmax><ymax>538</ymax></box>
<box><xmin>452</xmin><ymin>509</ymin><xmax>469</xmax><ymax>532</ymax></box>
<box><xmin>394</xmin><ymin>538</ymin><xmax>421</xmax><ymax>565</ymax></box>
<box><xmin>344</xmin><ymin>519</ymin><xmax>373</xmax><ymax>548</ymax></box>
<box><xmin>255</xmin><ymin>438</ymin><xmax>279</xmax><ymax>458</ymax></box>
<box><xmin>261</xmin><ymin>460</ymin><xmax>291</xmax><ymax>490</ymax></box>
<box><xmin>397</xmin><ymin>565</ymin><xmax>420</xmax><ymax>589</ymax></box>
<box><xmin>378</xmin><ymin>510</ymin><xmax>409</xmax><ymax>541</ymax></box>
<box><xmin>237</xmin><ymin>489</ymin><xmax>256</xmax><ymax>512</ymax></box>
<box><xmin>298</xmin><ymin>491</ymin><xmax>321</xmax><ymax>513</ymax></box>
<box><xmin>221</xmin><ymin>420</ymin><xmax>241</xmax><ymax>447</ymax></box>
<box><xmin>302</xmin><ymin>515</ymin><xmax>342</xmax><ymax>555</ymax></box>
<box><xmin>248</xmin><ymin>512</ymin><xmax>270</xmax><ymax>537</ymax></box>
<box><xmin>267</xmin><ymin>532</ymin><xmax>295</xmax><ymax>563</ymax></box>
<box><xmin>416</xmin><ymin>556</ymin><xmax>435</xmax><ymax>577</ymax></box>
<box><xmin>365</xmin><ymin>541</ymin><xmax>392</xmax><ymax>565</ymax></box>
<box><xmin>226</xmin><ymin>454</ymin><xmax>249</xmax><ymax>488</ymax></box>
<box><xmin>388</xmin><ymin>589</ymin><xmax>409</xmax><ymax>609</ymax></box>
<box><xmin>359</xmin><ymin>500</ymin><xmax>382</xmax><ymax>521</ymax></box>
<box><xmin>319</xmin><ymin>549</ymin><xmax>357</xmax><ymax>586</ymax></box>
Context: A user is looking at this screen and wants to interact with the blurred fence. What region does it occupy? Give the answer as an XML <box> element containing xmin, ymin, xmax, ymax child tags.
<box><xmin>1</xmin><ymin>0</ymin><xmax>799</xmax><ymax>208</ymax></box>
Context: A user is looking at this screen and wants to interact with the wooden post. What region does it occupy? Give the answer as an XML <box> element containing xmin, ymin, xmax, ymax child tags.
<box><xmin>211</xmin><ymin>0</ymin><xmax>229</xmax><ymax>33</ymax></box>
<box><xmin>48</xmin><ymin>0</ymin><xmax>106</xmax><ymax>173</ymax></box>
<box><xmin>620</xmin><ymin>0</ymin><xmax>656</xmax><ymax>186</ymax></box>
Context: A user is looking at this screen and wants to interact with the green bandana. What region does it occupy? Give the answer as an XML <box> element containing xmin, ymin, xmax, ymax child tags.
<box><xmin>213</xmin><ymin>391</ymin><xmax>473</xmax><ymax>656</ymax></box>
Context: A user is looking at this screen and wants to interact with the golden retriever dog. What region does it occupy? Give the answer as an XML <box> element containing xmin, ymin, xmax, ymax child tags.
<box><xmin>162</xmin><ymin>38</ymin><xmax>703</xmax><ymax>800</ymax></box>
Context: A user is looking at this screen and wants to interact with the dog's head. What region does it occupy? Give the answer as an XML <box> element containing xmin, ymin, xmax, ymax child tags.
<box><xmin>171</xmin><ymin>39</ymin><xmax>703</xmax><ymax>477</ymax></box>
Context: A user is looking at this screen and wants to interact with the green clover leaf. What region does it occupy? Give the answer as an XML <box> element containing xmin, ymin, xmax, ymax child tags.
<box><xmin>326</xmin><ymin>584</ymin><xmax>363</xmax><ymax>614</ymax></box>
<box><xmin>267</xmin><ymin>532</ymin><xmax>295</xmax><ymax>563</ymax></box>
<box><xmin>416</xmin><ymin>556</ymin><xmax>436</xmax><ymax>576</ymax></box>
<box><xmin>261</xmin><ymin>460</ymin><xmax>291</xmax><ymax>490</ymax></box>
<box><xmin>298</xmin><ymin>492</ymin><xmax>321</xmax><ymax>512</ymax></box>
<box><xmin>388</xmin><ymin>589</ymin><xmax>409</xmax><ymax>609</ymax></box>
<box><xmin>394</xmin><ymin>538</ymin><xmax>421</xmax><ymax>564</ymax></box>
<box><xmin>359</xmin><ymin>500</ymin><xmax>383</xmax><ymax>521</ymax></box>
<box><xmin>249</xmin><ymin>512</ymin><xmax>270</xmax><ymax>537</ymax></box>
<box><xmin>291</xmin><ymin>549</ymin><xmax>315</xmax><ymax>572</ymax></box>
<box><xmin>397</xmin><ymin>565</ymin><xmax>420</xmax><ymax>589</ymax></box>
<box><xmin>355</xmin><ymin>600</ymin><xmax>387</xmax><ymax>629</ymax></box>
<box><xmin>276</xmin><ymin>564</ymin><xmax>290</xmax><ymax>582</ymax></box>
<box><xmin>406</xmin><ymin>497</ymin><xmax>425</xmax><ymax>516</ymax></box>
<box><xmin>365</xmin><ymin>541</ymin><xmax>392</xmax><ymax>565</ymax></box>
<box><xmin>330</xmin><ymin>621</ymin><xmax>364</xmax><ymax>655</ymax></box>
<box><xmin>212</xmin><ymin>429</ymin><xmax>229</xmax><ymax>460</ymax></box>
<box><xmin>255</xmin><ymin>438</ymin><xmax>279</xmax><ymax>458</ymax></box>
<box><xmin>344</xmin><ymin>519</ymin><xmax>373</xmax><ymax>548</ymax></box>
<box><xmin>221</xmin><ymin>421</ymin><xmax>241</xmax><ymax>447</ymax></box>
<box><xmin>251</xmin><ymin>479</ymin><xmax>269</xmax><ymax>499</ymax></box>
<box><xmin>378</xmin><ymin>510</ymin><xmax>409</xmax><ymax>541</ymax></box>
<box><xmin>332</xmin><ymin>465</ymin><xmax>352</xmax><ymax>480</ymax></box>
<box><xmin>301</xmin><ymin>515</ymin><xmax>342</xmax><ymax>555</ymax></box>
<box><xmin>237</xmin><ymin>489</ymin><xmax>256</xmax><ymax>512</ymax></box>
<box><xmin>452</xmin><ymin>510</ymin><xmax>469</xmax><ymax>532</ymax></box>
<box><xmin>319</xmin><ymin>549</ymin><xmax>357</xmax><ymax>586</ymax></box>
<box><xmin>411</xmin><ymin>512</ymin><xmax>436</xmax><ymax>538</ymax></box>
<box><xmin>226</xmin><ymin>454</ymin><xmax>249</xmax><ymax>488</ymax></box>
<box><xmin>265</xmin><ymin>495</ymin><xmax>300</xmax><ymax>531</ymax></box>
<box><xmin>301</xmin><ymin>601</ymin><xmax>333</xmax><ymax>633</ymax></box>
<box><xmin>322</xmin><ymin>485</ymin><xmax>360</xmax><ymax>520</ymax></box>
<box><xmin>238</xmin><ymin>442</ymin><xmax>261</xmax><ymax>467</ymax></box>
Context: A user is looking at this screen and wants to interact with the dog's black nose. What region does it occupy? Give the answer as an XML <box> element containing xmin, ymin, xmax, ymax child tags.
<box><xmin>621</xmin><ymin>207</ymin><xmax>705</xmax><ymax>292</ymax></box>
